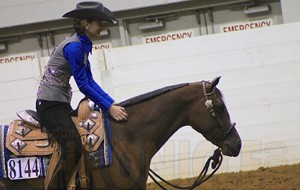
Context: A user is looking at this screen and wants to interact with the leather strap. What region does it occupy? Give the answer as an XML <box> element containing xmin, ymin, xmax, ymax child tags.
<box><xmin>44</xmin><ymin>143</ymin><xmax>61</xmax><ymax>190</ymax></box>
<box><xmin>79</xmin><ymin>154</ymin><xmax>90</xmax><ymax>189</ymax></box>
<box><xmin>67</xmin><ymin>155</ymin><xmax>81</xmax><ymax>190</ymax></box>
<box><xmin>67</xmin><ymin>154</ymin><xmax>90</xmax><ymax>190</ymax></box>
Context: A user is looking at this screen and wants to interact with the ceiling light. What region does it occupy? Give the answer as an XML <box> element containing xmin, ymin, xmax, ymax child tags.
<box><xmin>0</xmin><ymin>43</ymin><xmax>7</xmax><ymax>52</ymax></box>
<box><xmin>138</xmin><ymin>20</ymin><xmax>165</xmax><ymax>31</ymax></box>
<box><xmin>244</xmin><ymin>5</ymin><xmax>271</xmax><ymax>15</ymax></box>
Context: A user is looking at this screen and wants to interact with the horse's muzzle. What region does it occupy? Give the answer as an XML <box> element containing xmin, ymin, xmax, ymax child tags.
<box><xmin>221</xmin><ymin>123</ymin><xmax>242</xmax><ymax>157</ymax></box>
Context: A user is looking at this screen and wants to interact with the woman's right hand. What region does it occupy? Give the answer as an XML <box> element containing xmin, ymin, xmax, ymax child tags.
<box><xmin>108</xmin><ymin>105</ymin><xmax>128</xmax><ymax>121</ymax></box>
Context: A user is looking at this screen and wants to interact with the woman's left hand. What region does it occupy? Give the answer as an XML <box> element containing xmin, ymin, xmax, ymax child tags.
<box><xmin>108</xmin><ymin>105</ymin><xmax>128</xmax><ymax>121</ymax></box>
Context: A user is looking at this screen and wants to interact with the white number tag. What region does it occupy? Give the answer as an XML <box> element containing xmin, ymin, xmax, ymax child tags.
<box><xmin>7</xmin><ymin>157</ymin><xmax>41</xmax><ymax>180</ymax></box>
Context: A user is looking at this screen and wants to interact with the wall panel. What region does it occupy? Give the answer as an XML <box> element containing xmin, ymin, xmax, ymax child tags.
<box><xmin>0</xmin><ymin>52</ymin><xmax>40</xmax><ymax>124</ymax></box>
<box><xmin>104</xmin><ymin>22</ymin><xmax>300</xmax><ymax>179</ymax></box>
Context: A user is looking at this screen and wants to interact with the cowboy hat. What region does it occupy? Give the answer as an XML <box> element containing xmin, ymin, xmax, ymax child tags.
<box><xmin>62</xmin><ymin>1</ymin><xmax>117</xmax><ymax>24</ymax></box>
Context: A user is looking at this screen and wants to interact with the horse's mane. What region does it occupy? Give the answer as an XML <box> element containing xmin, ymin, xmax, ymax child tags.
<box><xmin>117</xmin><ymin>83</ymin><xmax>189</xmax><ymax>107</ymax></box>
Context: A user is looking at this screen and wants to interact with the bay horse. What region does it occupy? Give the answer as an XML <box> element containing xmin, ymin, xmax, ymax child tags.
<box><xmin>0</xmin><ymin>77</ymin><xmax>241</xmax><ymax>190</ymax></box>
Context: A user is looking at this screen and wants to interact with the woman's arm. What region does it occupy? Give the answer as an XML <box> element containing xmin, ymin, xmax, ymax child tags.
<box><xmin>64</xmin><ymin>43</ymin><xmax>128</xmax><ymax>121</ymax></box>
<box><xmin>85</xmin><ymin>61</ymin><xmax>114</xmax><ymax>105</ymax></box>
<box><xmin>64</xmin><ymin>42</ymin><xmax>113</xmax><ymax>111</ymax></box>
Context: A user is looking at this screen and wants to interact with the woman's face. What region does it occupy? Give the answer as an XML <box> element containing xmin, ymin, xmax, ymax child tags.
<box><xmin>84</xmin><ymin>19</ymin><xmax>104</xmax><ymax>39</ymax></box>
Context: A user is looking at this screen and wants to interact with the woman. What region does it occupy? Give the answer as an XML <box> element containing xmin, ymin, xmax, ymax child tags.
<box><xmin>36</xmin><ymin>1</ymin><xmax>128</xmax><ymax>188</ymax></box>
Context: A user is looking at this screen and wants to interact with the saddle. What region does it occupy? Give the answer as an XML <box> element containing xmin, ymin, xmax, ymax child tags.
<box><xmin>3</xmin><ymin>99</ymin><xmax>106</xmax><ymax>190</ymax></box>
<box><xmin>6</xmin><ymin>111</ymin><xmax>54</xmax><ymax>156</ymax></box>
<box><xmin>5</xmin><ymin>100</ymin><xmax>104</xmax><ymax>156</ymax></box>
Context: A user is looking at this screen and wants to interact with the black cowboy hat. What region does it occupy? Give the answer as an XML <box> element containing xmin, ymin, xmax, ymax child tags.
<box><xmin>62</xmin><ymin>1</ymin><xmax>117</xmax><ymax>24</ymax></box>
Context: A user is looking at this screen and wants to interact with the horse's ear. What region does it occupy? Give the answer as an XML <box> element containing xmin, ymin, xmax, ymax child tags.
<box><xmin>209</xmin><ymin>76</ymin><xmax>221</xmax><ymax>92</ymax></box>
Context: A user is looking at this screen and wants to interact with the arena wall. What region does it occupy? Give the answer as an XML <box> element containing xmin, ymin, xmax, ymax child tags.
<box><xmin>103</xmin><ymin>21</ymin><xmax>300</xmax><ymax>180</ymax></box>
<box><xmin>0</xmin><ymin>21</ymin><xmax>299</xmax><ymax>181</ymax></box>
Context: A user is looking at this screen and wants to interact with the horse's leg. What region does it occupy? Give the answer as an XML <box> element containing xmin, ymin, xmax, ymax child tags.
<box><xmin>88</xmin><ymin>142</ymin><xmax>147</xmax><ymax>190</ymax></box>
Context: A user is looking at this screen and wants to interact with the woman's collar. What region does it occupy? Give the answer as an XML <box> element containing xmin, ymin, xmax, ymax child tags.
<box><xmin>76</xmin><ymin>33</ymin><xmax>93</xmax><ymax>54</ymax></box>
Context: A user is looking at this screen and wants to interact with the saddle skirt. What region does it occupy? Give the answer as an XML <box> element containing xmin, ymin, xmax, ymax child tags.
<box><xmin>71</xmin><ymin>99</ymin><xmax>104</xmax><ymax>152</ymax></box>
<box><xmin>6</xmin><ymin>120</ymin><xmax>54</xmax><ymax>156</ymax></box>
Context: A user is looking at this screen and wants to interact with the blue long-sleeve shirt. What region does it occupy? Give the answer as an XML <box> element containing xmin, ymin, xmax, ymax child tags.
<box><xmin>63</xmin><ymin>34</ymin><xmax>114</xmax><ymax>111</ymax></box>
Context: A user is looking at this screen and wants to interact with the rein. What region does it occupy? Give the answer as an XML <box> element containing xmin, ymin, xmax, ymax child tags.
<box><xmin>148</xmin><ymin>81</ymin><xmax>232</xmax><ymax>189</ymax></box>
<box><xmin>148</xmin><ymin>148</ymin><xmax>223</xmax><ymax>190</ymax></box>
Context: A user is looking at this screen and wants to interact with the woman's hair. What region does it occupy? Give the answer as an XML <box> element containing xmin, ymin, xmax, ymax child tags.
<box><xmin>73</xmin><ymin>19</ymin><xmax>94</xmax><ymax>35</ymax></box>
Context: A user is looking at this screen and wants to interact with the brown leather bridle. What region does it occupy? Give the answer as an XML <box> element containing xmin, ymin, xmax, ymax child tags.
<box><xmin>202</xmin><ymin>81</ymin><xmax>236</xmax><ymax>141</ymax></box>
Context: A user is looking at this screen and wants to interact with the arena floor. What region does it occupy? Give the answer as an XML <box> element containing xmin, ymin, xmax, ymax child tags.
<box><xmin>147</xmin><ymin>163</ymin><xmax>300</xmax><ymax>190</ymax></box>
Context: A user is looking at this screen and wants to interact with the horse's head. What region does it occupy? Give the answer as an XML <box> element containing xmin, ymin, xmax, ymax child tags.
<box><xmin>188</xmin><ymin>77</ymin><xmax>241</xmax><ymax>157</ymax></box>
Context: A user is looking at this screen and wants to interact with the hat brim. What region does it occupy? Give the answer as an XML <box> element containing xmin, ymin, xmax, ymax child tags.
<box><xmin>63</xmin><ymin>8</ymin><xmax>117</xmax><ymax>24</ymax></box>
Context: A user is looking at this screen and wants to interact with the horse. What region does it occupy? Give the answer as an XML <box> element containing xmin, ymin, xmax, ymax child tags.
<box><xmin>0</xmin><ymin>76</ymin><xmax>241</xmax><ymax>190</ymax></box>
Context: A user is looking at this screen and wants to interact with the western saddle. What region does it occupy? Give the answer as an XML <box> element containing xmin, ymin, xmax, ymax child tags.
<box><xmin>5</xmin><ymin>99</ymin><xmax>105</xmax><ymax>190</ymax></box>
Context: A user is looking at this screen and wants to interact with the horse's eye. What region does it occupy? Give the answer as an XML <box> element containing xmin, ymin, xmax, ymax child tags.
<box><xmin>214</xmin><ymin>103</ymin><xmax>225</xmax><ymax>111</ymax></box>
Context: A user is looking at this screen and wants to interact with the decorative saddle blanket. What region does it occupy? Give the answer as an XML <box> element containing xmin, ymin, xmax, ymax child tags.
<box><xmin>0</xmin><ymin>99</ymin><xmax>112</xmax><ymax>180</ymax></box>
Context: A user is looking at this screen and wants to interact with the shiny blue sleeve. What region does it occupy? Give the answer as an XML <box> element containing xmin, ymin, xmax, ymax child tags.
<box><xmin>64</xmin><ymin>42</ymin><xmax>114</xmax><ymax>111</ymax></box>
<box><xmin>85</xmin><ymin>61</ymin><xmax>115</xmax><ymax>104</ymax></box>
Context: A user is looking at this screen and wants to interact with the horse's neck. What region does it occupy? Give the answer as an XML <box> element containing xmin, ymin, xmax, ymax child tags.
<box><xmin>135</xmin><ymin>83</ymin><xmax>200</xmax><ymax>156</ymax></box>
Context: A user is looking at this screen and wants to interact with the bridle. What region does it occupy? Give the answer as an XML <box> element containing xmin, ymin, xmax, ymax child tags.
<box><xmin>202</xmin><ymin>81</ymin><xmax>236</xmax><ymax>141</ymax></box>
<box><xmin>148</xmin><ymin>82</ymin><xmax>237</xmax><ymax>189</ymax></box>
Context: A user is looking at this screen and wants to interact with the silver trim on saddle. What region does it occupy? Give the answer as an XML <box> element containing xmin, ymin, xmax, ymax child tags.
<box><xmin>16</xmin><ymin>110</ymin><xmax>40</xmax><ymax>128</ymax></box>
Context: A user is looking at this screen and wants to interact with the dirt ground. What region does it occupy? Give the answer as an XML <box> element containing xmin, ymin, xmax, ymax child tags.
<box><xmin>147</xmin><ymin>163</ymin><xmax>300</xmax><ymax>190</ymax></box>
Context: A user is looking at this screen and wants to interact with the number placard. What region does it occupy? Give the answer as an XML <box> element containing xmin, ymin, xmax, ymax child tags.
<box><xmin>7</xmin><ymin>157</ymin><xmax>41</xmax><ymax>180</ymax></box>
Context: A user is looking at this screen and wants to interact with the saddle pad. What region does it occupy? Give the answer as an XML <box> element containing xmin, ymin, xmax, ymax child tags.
<box><xmin>0</xmin><ymin>125</ymin><xmax>49</xmax><ymax>179</ymax></box>
<box><xmin>0</xmin><ymin>125</ymin><xmax>10</xmax><ymax>178</ymax></box>
<box><xmin>72</xmin><ymin>100</ymin><xmax>104</xmax><ymax>152</ymax></box>
<box><xmin>89</xmin><ymin>112</ymin><xmax>112</xmax><ymax>167</ymax></box>
<box><xmin>5</xmin><ymin>120</ymin><xmax>54</xmax><ymax>156</ymax></box>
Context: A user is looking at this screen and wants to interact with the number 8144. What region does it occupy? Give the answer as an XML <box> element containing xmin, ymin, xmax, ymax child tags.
<box><xmin>7</xmin><ymin>157</ymin><xmax>41</xmax><ymax>180</ymax></box>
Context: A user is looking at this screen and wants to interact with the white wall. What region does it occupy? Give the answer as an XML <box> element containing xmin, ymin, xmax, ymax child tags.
<box><xmin>0</xmin><ymin>52</ymin><xmax>40</xmax><ymax>124</ymax></box>
<box><xmin>103</xmin><ymin>22</ymin><xmax>300</xmax><ymax>180</ymax></box>
<box><xmin>281</xmin><ymin>0</ymin><xmax>300</xmax><ymax>23</ymax></box>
